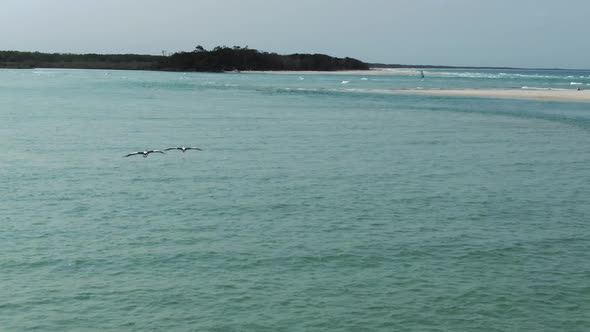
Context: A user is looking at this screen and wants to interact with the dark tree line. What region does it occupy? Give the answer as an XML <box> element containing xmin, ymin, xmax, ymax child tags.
<box><xmin>0</xmin><ymin>46</ymin><xmax>369</xmax><ymax>71</ymax></box>
<box><xmin>0</xmin><ymin>51</ymin><xmax>162</xmax><ymax>69</ymax></box>
<box><xmin>157</xmin><ymin>45</ymin><xmax>369</xmax><ymax>71</ymax></box>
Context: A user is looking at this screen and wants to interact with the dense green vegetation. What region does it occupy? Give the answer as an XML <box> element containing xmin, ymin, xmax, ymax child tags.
<box><xmin>0</xmin><ymin>51</ymin><xmax>161</xmax><ymax>70</ymax></box>
<box><xmin>0</xmin><ymin>46</ymin><xmax>369</xmax><ymax>71</ymax></box>
<box><xmin>159</xmin><ymin>46</ymin><xmax>368</xmax><ymax>71</ymax></box>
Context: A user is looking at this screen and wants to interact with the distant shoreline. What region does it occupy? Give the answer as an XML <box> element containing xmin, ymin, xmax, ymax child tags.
<box><xmin>370</xmin><ymin>64</ymin><xmax>590</xmax><ymax>72</ymax></box>
<box><xmin>243</xmin><ymin>66</ymin><xmax>590</xmax><ymax>76</ymax></box>
<box><xmin>0</xmin><ymin>48</ymin><xmax>368</xmax><ymax>72</ymax></box>
<box><xmin>2</xmin><ymin>49</ymin><xmax>588</xmax><ymax>72</ymax></box>
<box><xmin>243</xmin><ymin>69</ymin><xmax>390</xmax><ymax>75</ymax></box>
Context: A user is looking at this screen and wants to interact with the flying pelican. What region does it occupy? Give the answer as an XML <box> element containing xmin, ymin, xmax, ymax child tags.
<box><xmin>164</xmin><ymin>146</ymin><xmax>203</xmax><ymax>153</ymax></box>
<box><xmin>124</xmin><ymin>150</ymin><xmax>165</xmax><ymax>158</ymax></box>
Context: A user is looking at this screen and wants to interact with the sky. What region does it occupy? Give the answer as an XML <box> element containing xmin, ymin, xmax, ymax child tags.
<box><xmin>1</xmin><ymin>0</ymin><xmax>588</xmax><ymax>69</ymax></box>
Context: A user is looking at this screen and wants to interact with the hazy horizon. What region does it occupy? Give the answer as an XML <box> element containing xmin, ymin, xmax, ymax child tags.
<box><xmin>2</xmin><ymin>0</ymin><xmax>589</xmax><ymax>69</ymax></box>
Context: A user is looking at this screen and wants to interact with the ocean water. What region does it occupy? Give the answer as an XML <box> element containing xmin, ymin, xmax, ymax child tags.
<box><xmin>1</xmin><ymin>68</ymin><xmax>590</xmax><ymax>331</ymax></box>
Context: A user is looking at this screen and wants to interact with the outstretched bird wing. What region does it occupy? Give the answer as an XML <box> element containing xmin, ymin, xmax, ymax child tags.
<box><xmin>164</xmin><ymin>147</ymin><xmax>179</xmax><ymax>151</ymax></box>
<box><xmin>148</xmin><ymin>150</ymin><xmax>165</xmax><ymax>154</ymax></box>
<box><xmin>187</xmin><ymin>147</ymin><xmax>203</xmax><ymax>151</ymax></box>
<box><xmin>124</xmin><ymin>152</ymin><xmax>141</xmax><ymax>157</ymax></box>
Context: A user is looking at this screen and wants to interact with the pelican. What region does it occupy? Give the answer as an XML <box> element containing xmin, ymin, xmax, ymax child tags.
<box><xmin>164</xmin><ymin>146</ymin><xmax>203</xmax><ymax>153</ymax></box>
<box><xmin>124</xmin><ymin>150</ymin><xmax>165</xmax><ymax>158</ymax></box>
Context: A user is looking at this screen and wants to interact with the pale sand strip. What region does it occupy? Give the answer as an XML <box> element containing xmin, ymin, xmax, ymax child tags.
<box><xmin>243</xmin><ymin>68</ymin><xmax>402</xmax><ymax>75</ymax></box>
<box><xmin>386</xmin><ymin>89</ymin><xmax>590</xmax><ymax>102</ymax></box>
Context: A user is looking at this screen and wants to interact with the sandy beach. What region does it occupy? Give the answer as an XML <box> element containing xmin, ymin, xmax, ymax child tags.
<box><xmin>386</xmin><ymin>89</ymin><xmax>590</xmax><ymax>102</ymax></box>
<box><xmin>243</xmin><ymin>68</ymin><xmax>403</xmax><ymax>75</ymax></box>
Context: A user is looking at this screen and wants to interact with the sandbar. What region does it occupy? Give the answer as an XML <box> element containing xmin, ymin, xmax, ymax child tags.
<box><xmin>242</xmin><ymin>69</ymin><xmax>590</xmax><ymax>102</ymax></box>
<box><xmin>243</xmin><ymin>68</ymin><xmax>401</xmax><ymax>75</ymax></box>
<box><xmin>386</xmin><ymin>89</ymin><xmax>590</xmax><ymax>102</ymax></box>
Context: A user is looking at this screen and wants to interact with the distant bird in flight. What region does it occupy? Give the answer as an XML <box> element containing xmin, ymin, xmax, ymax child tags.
<box><xmin>164</xmin><ymin>146</ymin><xmax>203</xmax><ymax>153</ymax></box>
<box><xmin>124</xmin><ymin>150</ymin><xmax>165</xmax><ymax>158</ymax></box>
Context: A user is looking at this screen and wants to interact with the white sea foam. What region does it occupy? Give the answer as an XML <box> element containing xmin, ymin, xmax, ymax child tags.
<box><xmin>522</xmin><ymin>86</ymin><xmax>550</xmax><ymax>90</ymax></box>
<box><xmin>570</xmin><ymin>82</ymin><xmax>583</xmax><ymax>85</ymax></box>
<box><xmin>377</xmin><ymin>68</ymin><xmax>417</xmax><ymax>75</ymax></box>
<box><xmin>413</xmin><ymin>71</ymin><xmax>575</xmax><ymax>80</ymax></box>
<box><xmin>341</xmin><ymin>81</ymin><xmax>350</xmax><ymax>84</ymax></box>
<box><xmin>32</xmin><ymin>70</ymin><xmax>57</xmax><ymax>75</ymax></box>
<box><xmin>521</xmin><ymin>86</ymin><xmax>568</xmax><ymax>91</ymax></box>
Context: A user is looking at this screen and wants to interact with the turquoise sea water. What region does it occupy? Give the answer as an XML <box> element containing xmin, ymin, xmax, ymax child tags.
<box><xmin>2</xmin><ymin>68</ymin><xmax>590</xmax><ymax>331</ymax></box>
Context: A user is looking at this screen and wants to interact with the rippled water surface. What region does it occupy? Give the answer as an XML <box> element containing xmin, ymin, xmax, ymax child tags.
<box><xmin>1</xmin><ymin>69</ymin><xmax>590</xmax><ymax>331</ymax></box>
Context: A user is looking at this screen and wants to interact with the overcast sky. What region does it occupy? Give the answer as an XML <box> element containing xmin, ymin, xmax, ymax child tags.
<box><xmin>1</xmin><ymin>0</ymin><xmax>588</xmax><ymax>68</ymax></box>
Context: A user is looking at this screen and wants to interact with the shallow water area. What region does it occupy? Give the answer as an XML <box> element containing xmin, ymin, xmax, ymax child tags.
<box><xmin>1</xmin><ymin>68</ymin><xmax>590</xmax><ymax>331</ymax></box>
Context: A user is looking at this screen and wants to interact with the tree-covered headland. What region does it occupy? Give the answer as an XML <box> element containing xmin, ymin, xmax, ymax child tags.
<box><xmin>0</xmin><ymin>46</ymin><xmax>369</xmax><ymax>71</ymax></box>
<box><xmin>161</xmin><ymin>45</ymin><xmax>368</xmax><ymax>71</ymax></box>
